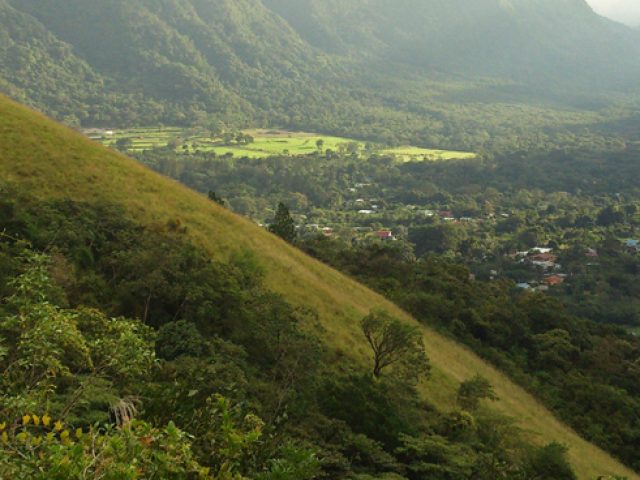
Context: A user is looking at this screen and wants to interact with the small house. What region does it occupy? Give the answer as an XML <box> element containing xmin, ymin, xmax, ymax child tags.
<box><xmin>529</xmin><ymin>252</ymin><xmax>558</xmax><ymax>263</ymax></box>
<box><xmin>532</xmin><ymin>260</ymin><xmax>557</xmax><ymax>270</ymax></box>
<box><xmin>543</xmin><ymin>275</ymin><xmax>566</xmax><ymax>287</ymax></box>
<box><xmin>375</xmin><ymin>230</ymin><xmax>395</xmax><ymax>241</ymax></box>
<box><xmin>625</xmin><ymin>239</ymin><xmax>639</xmax><ymax>253</ymax></box>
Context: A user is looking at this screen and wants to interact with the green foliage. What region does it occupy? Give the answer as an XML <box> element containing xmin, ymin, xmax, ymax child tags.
<box><xmin>319</xmin><ymin>373</ymin><xmax>418</xmax><ymax>449</ymax></box>
<box><xmin>301</xmin><ymin>239</ymin><xmax>640</xmax><ymax>472</ymax></box>
<box><xmin>0</xmin><ymin>417</ymin><xmax>211</xmax><ymax>479</ymax></box>
<box><xmin>255</xmin><ymin>444</ymin><xmax>321</xmax><ymax>480</ymax></box>
<box><xmin>0</xmin><ymin>195</ymin><xmax>331</xmax><ymax>478</ymax></box>
<box><xmin>269</xmin><ymin>203</ymin><xmax>296</xmax><ymax>243</ymax></box>
<box><xmin>1</xmin><ymin>253</ymin><xmax>91</xmax><ymax>413</ymax></box>
<box><xmin>156</xmin><ymin>320</ymin><xmax>209</xmax><ymax>360</ymax></box>
<box><xmin>361</xmin><ymin>309</ymin><xmax>430</xmax><ymax>381</ymax></box>
<box><xmin>523</xmin><ymin>443</ymin><xmax>577</xmax><ymax>480</ymax></box>
<box><xmin>456</xmin><ymin>375</ymin><xmax>498</xmax><ymax>411</ymax></box>
<box><xmin>395</xmin><ymin>433</ymin><xmax>475</xmax><ymax>479</ymax></box>
<box><xmin>189</xmin><ymin>394</ymin><xmax>264</xmax><ymax>478</ymax></box>
<box><xmin>0</xmin><ymin>252</ymin><xmax>155</xmax><ymax>419</ymax></box>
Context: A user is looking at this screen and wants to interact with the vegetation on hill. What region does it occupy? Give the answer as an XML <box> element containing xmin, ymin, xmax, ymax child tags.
<box><xmin>1</xmin><ymin>0</ymin><xmax>640</xmax><ymax>153</ymax></box>
<box><xmin>126</xmin><ymin>114</ymin><xmax>640</xmax><ymax>471</ymax></box>
<box><xmin>1</xmin><ymin>95</ymin><xmax>638</xmax><ymax>478</ymax></box>
<box><xmin>264</xmin><ymin>0</ymin><xmax>640</xmax><ymax>88</ymax></box>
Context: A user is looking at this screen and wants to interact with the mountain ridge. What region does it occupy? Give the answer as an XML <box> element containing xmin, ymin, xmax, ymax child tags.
<box><xmin>1</xmin><ymin>0</ymin><xmax>640</xmax><ymax>130</ymax></box>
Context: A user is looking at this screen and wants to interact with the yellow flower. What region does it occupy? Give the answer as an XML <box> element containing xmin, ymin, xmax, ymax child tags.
<box><xmin>22</xmin><ymin>415</ymin><xmax>31</xmax><ymax>425</ymax></box>
<box><xmin>60</xmin><ymin>430</ymin><xmax>73</xmax><ymax>446</ymax></box>
<box><xmin>32</xmin><ymin>415</ymin><xmax>40</xmax><ymax>426</ymax></box>
<box><xmin>32</xmin><ymin>436</ymin><xmax>42</xmax><ymax>446</ymax></box>
<box><xmin>1</xmin><ymin>432</ymin><xmax>8</xmax><ymax>444</ymax></box>
<box><xmin>53</xmin><ymin>420</ymin><xmax>63</xmax><ymax>432</ymax></box>
<box><xmin>16</xmin><ymin>431</ymin><xmax>28</xmax><ymax>442</ymax></box>
<box><xmin>75</xmin><ymin>428</ymin><xmax>83</xmax><ymax>439</ymax></box>
<box><xmin>0</xmin><ymin>422</ymin><xmax>6</xmax><ymax>431</ymax></box>
<box><xmin>42</xmin><ymin>415</ymin><xmax>51</xmax><ymax>427</ymax></box>
<box><xmin>46</xmin><ymin>432</ymin><xmax>55</xmax><ymax>441</ymax></box>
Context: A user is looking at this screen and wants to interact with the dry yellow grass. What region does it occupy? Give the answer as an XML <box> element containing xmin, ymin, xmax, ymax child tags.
<box><xmin>0</xmin><ymin>95</ymin><xmax>636</xmax><ymax>480</ymax></box>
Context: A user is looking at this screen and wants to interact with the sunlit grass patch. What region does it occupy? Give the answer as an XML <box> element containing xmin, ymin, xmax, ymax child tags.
<box><xmin>382</xmin><ymin>146</ymin><xmax>477</xmax><ymax>162</ymax></box>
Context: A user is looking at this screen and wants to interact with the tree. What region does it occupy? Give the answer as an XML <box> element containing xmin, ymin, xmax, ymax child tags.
<box><xmin>597</xmin><ymin>206</ymin><xmax>624</xmax><ymax>227</ymax></box>
<box><xmin>524</xmin><ymin>443</ymin><xmax>577</xmax><ymax>480</ymax></box>
<box><xmin>360</xmin><ymin>309</ymin><xmax>430</xmax><ymax>380</ymax></box>
<box><xmin>269</xmin><ymin>203</ymin><xmax>296</xmax><ymax>243</ymax></box>
<box><xmin>208</xmin><ymin>190</ymin><xmax>226</xmax><ymax>206</ymax></box>
<box><xmin>115</xmin><ymin>137</ymin><xmax>133</xmax><ymax>152</ymax></box>
<box><xmin>316</xmin><ymin>139</ymin><xmax>324</xmax><ymax>151</ymax></box>
<box><xmin>346</xmin><ymin>142</ymin><xmax>360</xmax><ymax>155</ymax></box>
<box><xmin>457</xmin><ymin>375</ymin><xmax>498</xmax><ymax>410</ymax></box>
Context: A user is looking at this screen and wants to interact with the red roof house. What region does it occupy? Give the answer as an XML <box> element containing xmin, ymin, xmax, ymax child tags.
<box><xmin>543</xmin><ymin>275</ymin><xmax>565</xmax><ymax>287</ymax></box>
<box><xmin>375</xmin><ymin>230</ymin><xmax>394</xmax><ymax>240</ymax></box>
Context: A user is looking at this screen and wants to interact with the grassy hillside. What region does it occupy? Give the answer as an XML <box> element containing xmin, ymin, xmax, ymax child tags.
<box><xmin>0</xmin><ymin>94</ymin><xmax>637</xmax><ymax>479</ymax></box>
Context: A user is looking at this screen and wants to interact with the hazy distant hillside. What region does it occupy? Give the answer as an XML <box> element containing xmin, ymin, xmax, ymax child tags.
<box><xmin>1</xmin><ymin>0</ymin><xmax>640</xmax><ymax>137</ymax></box>
<box><xmin>265</xmin><ymin>0</ymin><xmax>640</xmax><ymax>88</ymax></box>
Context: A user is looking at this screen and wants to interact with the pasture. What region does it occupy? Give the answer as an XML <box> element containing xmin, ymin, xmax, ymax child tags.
<box><xmin>382</xmin><ymin>146</ymin><xmax>477</xmax><ymax>162</ymax></box>
<box><xmin>85</xmin><ymin>126</ymin><xmax>476</xmax><ymax>161</ymax></box>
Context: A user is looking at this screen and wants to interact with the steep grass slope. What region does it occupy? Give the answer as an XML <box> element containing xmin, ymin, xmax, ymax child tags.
<box><xmin>0</xmin><ymin>95</ymin><xmax>636</xmax><ymax>479</ymax></box>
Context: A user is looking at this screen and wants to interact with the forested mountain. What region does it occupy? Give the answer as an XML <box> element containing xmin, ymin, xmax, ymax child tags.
<box><xmin>1</xmin><ymin>0</ymin><xmax>640</xmax><ymax>139</ymax></box>
<box><xmin>265</xmin><ymin>0</ymin><xmax>640</xmax><ymax>88</ymax></box>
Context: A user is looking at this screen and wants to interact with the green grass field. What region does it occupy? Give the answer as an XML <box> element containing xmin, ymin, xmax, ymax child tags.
<box><xmin>3</xmin><ymin>96</ymin><xmax>636</xmax><ymax>479</ymax></box>
<box><xmin>382</xmin><ymin>146</ymin><xmax>477</xmax><ymax>162</ymax></box>
<box><xmin>87</xmin><ymin>126</ymin><xmax>476</xmax><ymax>161</ymax></box>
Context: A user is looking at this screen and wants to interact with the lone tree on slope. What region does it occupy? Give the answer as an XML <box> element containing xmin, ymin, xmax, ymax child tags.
<box><xmin>269</xmin><ymin>202</ymin><xmax>296</xmax><ymax>243</ymax></box>
<box><xmin>361</xmin><ymin>309</ymin><xmax>430</xmax><ymax>382</ymax></box>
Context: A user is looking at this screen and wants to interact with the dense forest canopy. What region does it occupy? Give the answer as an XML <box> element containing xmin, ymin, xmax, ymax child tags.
<box><xmin>1</xmin><ymin>0</ymin><xmax>640</xmax><ymax>151</ymax></box>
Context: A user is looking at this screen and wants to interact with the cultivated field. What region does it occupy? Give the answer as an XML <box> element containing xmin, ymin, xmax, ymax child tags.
<box><xmin>85</xmin><ymin>127</ymin><xmax>476</xmax><ymax>161</ymax></box>
<box><xmin>382</xmin><ymin>146</ymin><xmax>477</xmax><ymax>162</ymax></box>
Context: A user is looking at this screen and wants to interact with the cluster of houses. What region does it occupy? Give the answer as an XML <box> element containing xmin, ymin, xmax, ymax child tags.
<box><xmin>301</xmin><ymin>224</ymin><xmax>397</xmax><ymax>242</ymax></box>
<box><xmin>303</xmin><ymin>224</ymin><xmax>335</xmax><ymax>237</ymax></box>
<box><xmin>513</xmin><ymin>247</ymin><xmax>561</xmax><ymax>271</ymax></box>
<box><xmin>516</xmin><ymin>274</ymin><xmax>568</xmax><ymax>292</ymax></box>
<box><xmin>514</xmin><ymin>247</ymin><xmax>568</xmax><ymax>291</ymax></box>
<box><xmin>349</xmin><ymin>197</ymin><xmax>383</xmax><ymax>215</ymax></box>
